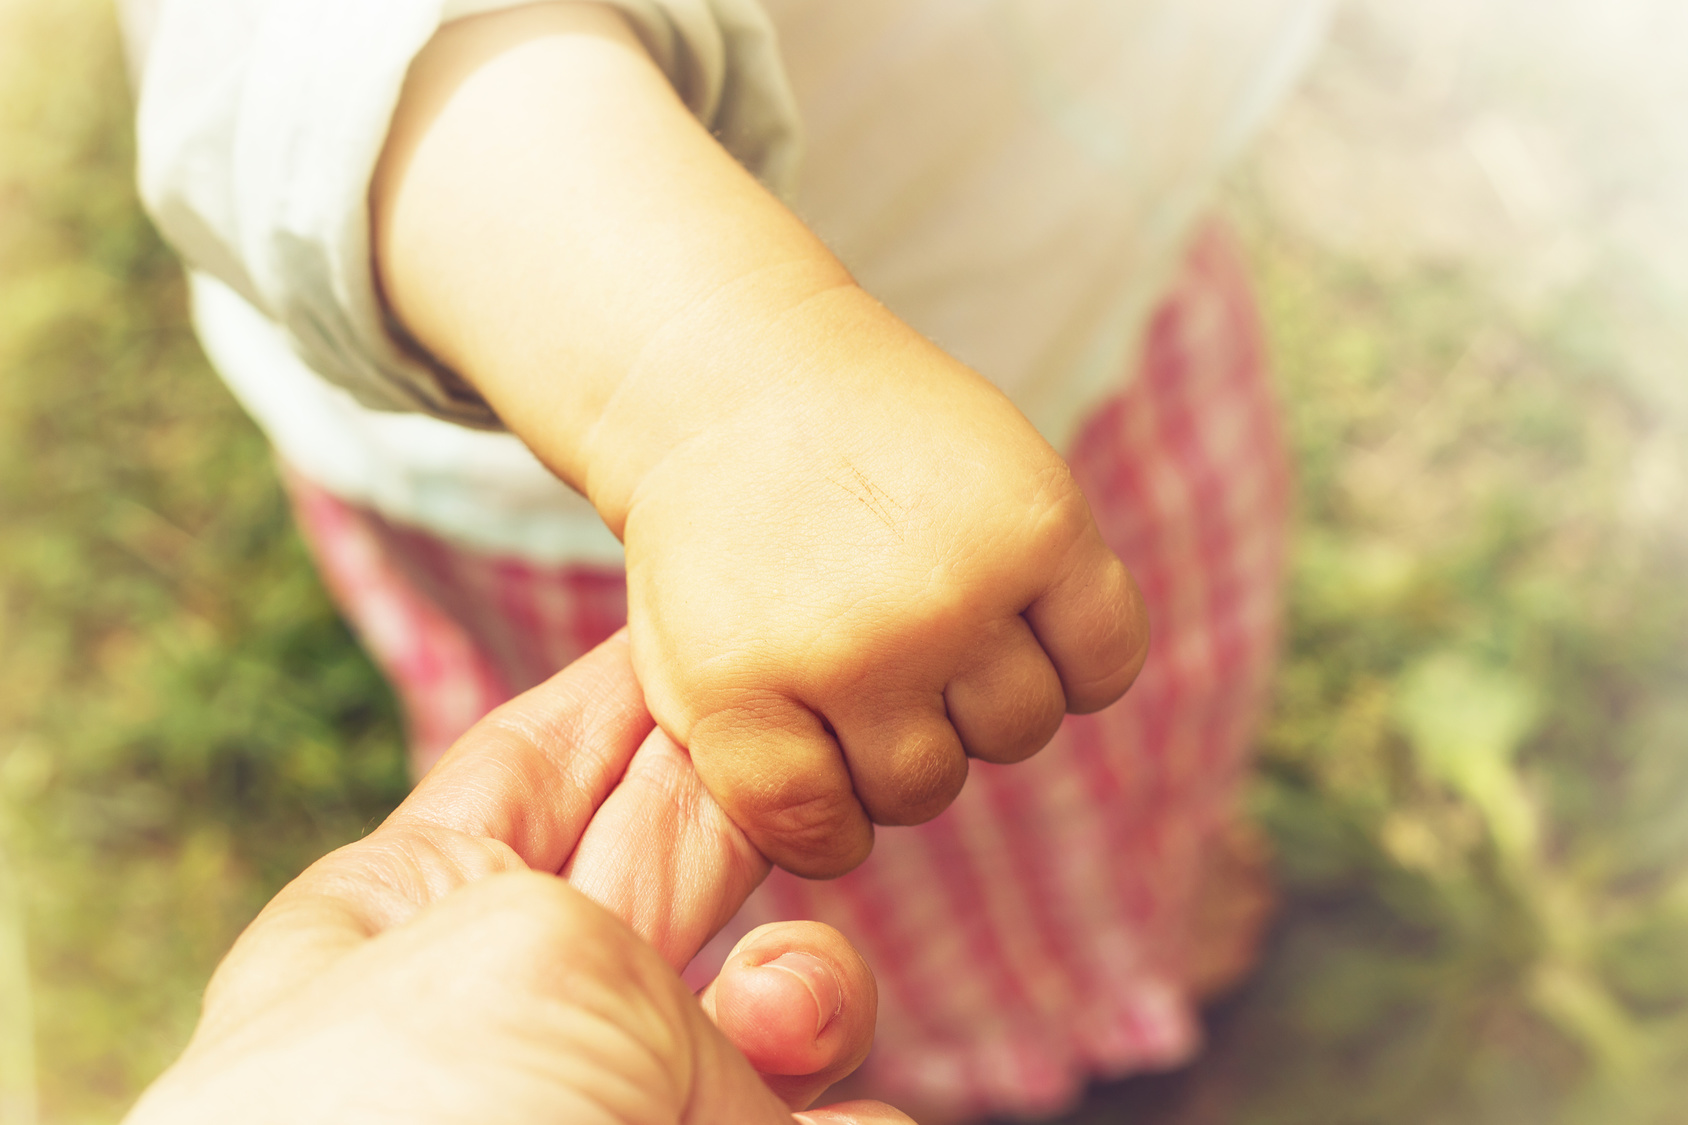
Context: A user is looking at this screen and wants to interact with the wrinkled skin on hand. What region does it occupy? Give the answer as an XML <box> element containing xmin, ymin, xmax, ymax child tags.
<box><xmin>124</xmin><ymin>633</ymin><xmax>910</xmax><ymax>1125</ymax></box>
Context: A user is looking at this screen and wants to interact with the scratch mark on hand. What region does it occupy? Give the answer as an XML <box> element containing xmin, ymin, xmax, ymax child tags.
<box><xmin>829</xmin><ymin>459</ymin><xmax>905</xmax><ymax>541</ymax></box>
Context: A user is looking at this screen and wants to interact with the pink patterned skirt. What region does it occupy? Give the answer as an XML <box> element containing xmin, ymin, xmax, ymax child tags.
<box><xmin>285</xmin><ymin>225</ymin><xmax>1289</xmax><ymax>1119</ymax></box>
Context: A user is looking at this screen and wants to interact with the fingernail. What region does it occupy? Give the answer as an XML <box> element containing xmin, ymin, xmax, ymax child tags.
<box><xmin>761</xmin><ymin>951</ymin><xmax>842</xmax><ymax>1036</ymax></box>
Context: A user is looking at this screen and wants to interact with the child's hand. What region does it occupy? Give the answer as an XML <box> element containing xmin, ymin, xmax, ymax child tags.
<box><xmin>374</xmin><ymin>3</ymin><xmax>1146</xmax><ymax>877</ymax></box>
<box><xmin>604</xmin><ymin>284</ymin><xmax>1146</xmax><ymax>877</ymax></box>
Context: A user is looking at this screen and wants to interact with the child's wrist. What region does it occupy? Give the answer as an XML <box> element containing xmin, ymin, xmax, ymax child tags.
<box><xmin>576</xmin><ymin>259</ymin><xmax>885</xmax><ymax>536</ymax></box>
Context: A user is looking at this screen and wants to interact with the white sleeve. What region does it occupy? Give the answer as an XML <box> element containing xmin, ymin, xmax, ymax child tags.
<box><xmin>132</xmin><ymin>0</ymin><xmax>801</xmax><ymax>428</ymax></box>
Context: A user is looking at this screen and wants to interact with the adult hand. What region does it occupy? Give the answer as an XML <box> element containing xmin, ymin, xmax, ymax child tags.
<box><xmin>125</xmin><ymin>632</ymin><xmax>909</xmax><ymax>1123</ymax></box>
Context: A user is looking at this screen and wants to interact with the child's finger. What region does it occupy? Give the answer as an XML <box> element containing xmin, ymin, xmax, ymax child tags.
<box><xmin>698</xmin><ymin>920</ymin><xmax>878</xmax><ymax>1111</ymax></box>
<box><xmin>828</xmin><ymin>693</ymin><xmax>970</xmax><ymax>826</ymax></box>
<box><xmin>943</xmin><ymin>614</ymin><xmax>1067</xmax><ymax>764</ymax></box>
<box><xmin>688</xmin><ymin>696</ymin><xmax>876</xmax><ymax>879</ymax></box>
<box><xmin>1024</xmin><ymin>528</ymin><xmax>1150</xmax><ymax>713</ymax></box>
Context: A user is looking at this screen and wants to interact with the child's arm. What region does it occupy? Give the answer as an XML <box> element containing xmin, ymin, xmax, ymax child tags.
<box><xmin>375</xmin><ymin>2</ymin><xmax>845</xmax><ymax>512</ymax></box>
<box><xmin>374</xmin><ymin>2</ymin><xmax>1148</xmax><ymax>877</ymax></box>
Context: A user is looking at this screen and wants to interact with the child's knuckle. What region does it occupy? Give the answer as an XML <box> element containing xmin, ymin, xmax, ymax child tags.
<box><xmin>753</xmin><ymin>785</ymin><xmax>859</xmax><ymax>843</ymax></box>
<box><xmin>1021</xmin><ymin>464</ymin><xmax>1094</xmax><ymax>554</ymax></box>
<box><xmin>870</xmin><ymin>749</ymin><xmax>967</xmax><ymax>825</ymax></box>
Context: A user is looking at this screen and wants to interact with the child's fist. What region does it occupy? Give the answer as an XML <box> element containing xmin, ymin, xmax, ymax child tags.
<box><xmin>367</xmin><ymin>1</ymin><xmax>1143</xmax><ymax>879</ymax></box>
<box><xmin>617</xmin><ymin>287</ymin><xmax>1149</xmax><ymax>878</ymax></box>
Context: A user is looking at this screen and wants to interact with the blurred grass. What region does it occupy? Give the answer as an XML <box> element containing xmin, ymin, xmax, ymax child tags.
<box><xmin>1078</xmin><ymin>203</ymin><xmax>1688</xmax><ymax>1123</ymax></box>
<box><xmin>2</xmin><ymin>2</ymin><xmax>1687</xmax><ymax>1124</ymax></box>
<box><xmin>0</xmin><ymin>3</ymin><xmax>408</xmax><ymax>1122</ymax></box>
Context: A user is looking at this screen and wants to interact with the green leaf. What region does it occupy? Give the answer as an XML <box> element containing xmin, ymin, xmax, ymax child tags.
<box><xmin>1394</xmin><ymin>652</ymin><xmax>1542</xmax><ymax>859</ymax></box>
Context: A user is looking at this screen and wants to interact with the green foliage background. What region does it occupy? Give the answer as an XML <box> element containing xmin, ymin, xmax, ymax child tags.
<box><xmin>0</xmin><ymin>5</ymin><xmax>407</xmax><ymax>1121</ymax></box>
<box><xmin>0</xmin><ymin>2</ymin><xmax>1684</xmax><ymax>1123</ymax></box>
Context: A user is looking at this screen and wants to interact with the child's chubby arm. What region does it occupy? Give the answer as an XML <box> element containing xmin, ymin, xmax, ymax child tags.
<box><xmin>373</xmin><ymin>2</ymin><xmax>1149</xmax><ymax>877</ymax></box>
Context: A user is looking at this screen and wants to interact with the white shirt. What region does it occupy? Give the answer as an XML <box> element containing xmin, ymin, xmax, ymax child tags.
<box><xmin>133</xmin><ymin>0</ymin><xmax>1330</xmax><ymax>564</ymax></box>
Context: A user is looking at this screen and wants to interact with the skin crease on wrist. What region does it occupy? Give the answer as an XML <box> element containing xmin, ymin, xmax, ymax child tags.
<box><xmin>122</xmin><ymin>633</ymin><xmax>912</xmax><ymax>1125</ymax></box>
<box><xmin>372</xmin><ymin>2</ymin><xmax>1150</xmax><ymax>880</ymax></box>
